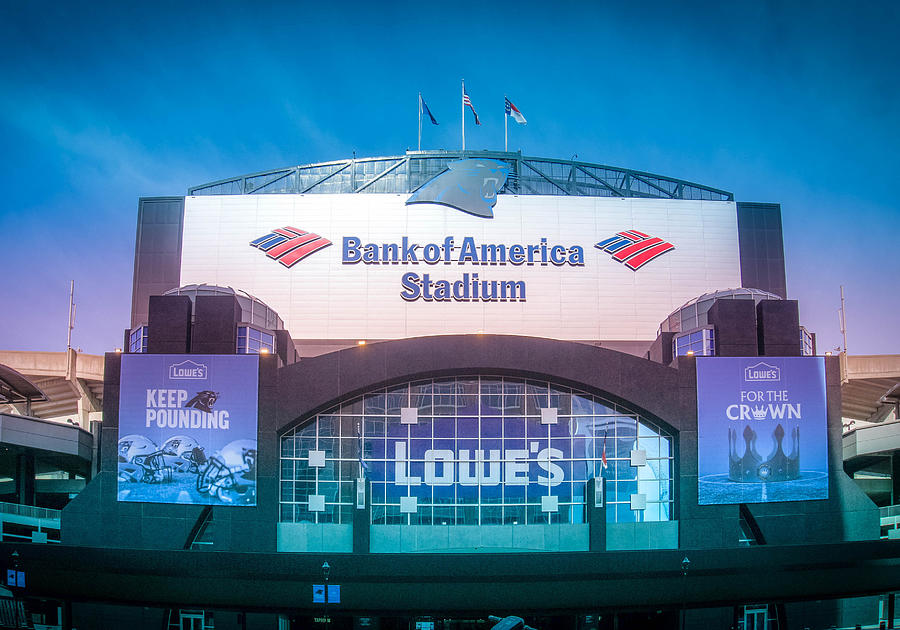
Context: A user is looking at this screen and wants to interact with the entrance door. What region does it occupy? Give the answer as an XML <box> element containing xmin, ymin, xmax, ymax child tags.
<box><xmin>180</xmin><ymin>610</ymin><xmax>206</xmax><ymax>630</ymax></box>
<box><xmin>743</xmin><ymin>605</ymin><xmax>768</xmax><ymax>630</ymax></box>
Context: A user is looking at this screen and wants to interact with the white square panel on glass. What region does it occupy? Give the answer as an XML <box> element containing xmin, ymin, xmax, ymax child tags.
<box><xmin>540</xmin><ymin>407</ymin><xmax>558</xmax><ymax>425</ymax></box>
<box><xmin>308</xmin><ymin>450</ymin><xmax>326</xmax><ymax>467</ymax></box>
<box><xmin>400</xmin><ymin>496</ymin><xmax>418</xmax><ymax>513</ymax></box>
<box><xmin>400</xmin><ymin>407</ymin><xmax>418</xmax><ymax>425</ymax></box>
<box><xmin>630</xmin><ymin>449</ymin><xmax>647</xmax><ymax>467</ymax></box>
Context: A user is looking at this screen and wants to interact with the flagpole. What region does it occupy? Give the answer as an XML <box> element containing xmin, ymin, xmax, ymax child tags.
<box><xmin>461</xmin><ymin>79</ymin><xmax>466</xmax><ymax>151</ymax></box>
<box><xmin>504</xmin><ymin>97</ymin><xmax>508</xmax><ymax>152</ymax></box>
<box><xmin>418</xmin><ymin>93</ymin><xmax>422</xmax><ymax>152</ymax></box>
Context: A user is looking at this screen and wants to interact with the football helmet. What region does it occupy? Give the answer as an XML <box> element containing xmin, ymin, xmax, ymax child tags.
<box><xmin>197</xmin><ymin>439</ymin><xmax>257</xmax><ymax>505</ymax></box>
<box><xmin>160</xmin><ymin>435</ymin><xmax>207</xmax><ymax>473</ymax></box>
<box><xmin>117</xmin><ymin>434</ymin><xmax>173</xmax><ymax>484</ymax></box>
<box><xmin>118</xmin><ymin>434</ymin><xmax>158</xmax><ymax>463</ymax></box>
<box><xmin>131</xmin><ymin>451</ymin><xmax>174</xmax><ymax>484</ymax></box>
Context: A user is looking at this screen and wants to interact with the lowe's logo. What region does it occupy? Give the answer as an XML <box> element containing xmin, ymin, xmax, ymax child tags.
<box><xmin>744</xmin><ymin>362</ymin><xmax>781</xmax><ymax>382</ymax></box>
<box><xmin>169</xmin><ymin>360</ymin><xmax>208</xmax><ymax>380</ymax></box>
<box><xmin>594</xmin><ymin>230</ymin><xmax>674</xmax><ymax>270</ymax></box>
<box><xmin>249</xmin><ymin>227</ymin><xmax>332</xmax><ymax>267</ymax></box>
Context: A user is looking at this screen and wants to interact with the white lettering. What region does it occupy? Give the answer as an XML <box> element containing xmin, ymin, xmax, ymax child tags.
<box><xmin>393</xmin><ymin>442</ymin><xmax>421</xmax><ymax>486</ymax></box>
<box><xmin>424</xmin><ymin>450</ymin><xmax>455</xmax><ymax>486</ymax></box>
<box><xmin>390</xmin><ymin>444</ymin><xmax>575</xmax><ymax>487</ymax></box>
<box><xmin>458</xmin><ymin>450</ymin><xmax>501</xmax><ymax>486</ymax></box>
<box><xmin>537</xmin><ymin>447</ymin><xmax>564</xmax><ymax>486</ymax></box>
<box><xmin>505</xmin><ymin>449</ymin><xmax>530</xmax><ymax>486</ymax></box>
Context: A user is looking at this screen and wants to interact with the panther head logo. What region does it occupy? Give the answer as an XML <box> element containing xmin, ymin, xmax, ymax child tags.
<box><xmin>185</xmin><ymin>390</ymin><xmax>219</xmax><ymax>414</ymax></box>
<box><xmin>406</xmin><ymin>158</ymin><xmax>509</xmax><ymax>218</ymax></box>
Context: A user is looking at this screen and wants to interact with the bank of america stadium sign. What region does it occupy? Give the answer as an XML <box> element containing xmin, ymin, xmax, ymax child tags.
<box><xmin>251</xmin><ymin>230</ymin><xmax>587</xmax><ymax>302</ymax></box>
<box><xmin>180</xmin><ymin>193</ymin><xmax>742</xmax><ymax>342</ymax></box>
<box><xmin>248</xmin><ymin>228</ymin><xmax>676</xmax><ymax>303</ymax></box>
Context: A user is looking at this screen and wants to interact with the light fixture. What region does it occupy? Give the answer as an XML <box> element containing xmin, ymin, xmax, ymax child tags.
<box><xmin>322</xmin><ymin>561</ymin><xmax>330</xmax><ymax>579</ymax></box>
<box><xmin>259</xmin><ymin>347</ymin><xmax>269</xmax><ymax>354</ymax></box>
<box><xmin>686</xmin><ymin>350</ymin><xmax>694</xmax><ymax>356</ymax></box>
<box><xmin>114</xmin><ymin>348</ymin><xmax>122</xmax><ymax>353</ymax></box>
<box><xmin>825</xmin><ymin>351</ymin><xmax>832</xmax><ymax>356</ymax></box>
<box><xmin>357</xmin><ymin>340</ymin><xmax>366</xmax><ymax>346</ymax></box>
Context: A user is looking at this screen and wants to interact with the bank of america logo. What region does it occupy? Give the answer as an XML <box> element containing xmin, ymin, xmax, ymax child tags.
<box><xmin>249</xmin><ymin>227</ymin><xmax>332</xmax><ymax>268</ymax></box>
<box><xmin>594</xmin><ymin>230</ymin><xmax>674</xmax><ymax>270</ymax></box>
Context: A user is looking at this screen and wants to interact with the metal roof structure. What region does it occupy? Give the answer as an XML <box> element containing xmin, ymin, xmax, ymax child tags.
<box><xmin>189</xmin><ymin>150</ymin><xmax>734</xmax><ymax>201</ymax></box>
<box><xmin>0</xmin><ymin>364</ymin><xmax>47</xmax><ymax>405</ymax></box>
<box><xmin>841</xmin><ymin>354</ymin><xmax>900</xmax><ymax>423</ymax></box>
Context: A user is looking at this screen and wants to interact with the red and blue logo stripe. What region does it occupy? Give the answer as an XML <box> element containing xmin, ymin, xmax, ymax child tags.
<box><xmin>250</xmin><ymin>227</ymin><xmax>332</xmax><ymax>268</ymax></box>
<box><xmin>595</xmin><ymin>230</ymin><xmax>674</xmax><ymax>270</ymax></box>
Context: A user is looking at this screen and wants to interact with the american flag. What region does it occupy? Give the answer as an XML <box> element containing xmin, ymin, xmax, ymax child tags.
<box><xmin>463</xmin><ymin>90</ymin><xmax>481</xmax><ymax>126</ymax></box>
<box><xmin>601</xmin><ymin>430</ymin><xmax>609</xmax><ymax>469</ymax></box>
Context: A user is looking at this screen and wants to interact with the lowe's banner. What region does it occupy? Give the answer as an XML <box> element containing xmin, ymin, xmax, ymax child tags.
<box><xmin>117</xmin><ymin>354</ymin><xmax>259</xmax><ymax>506</ymax></box>
<box><xmin>696</xmin><ymin>357</ymin><xmax>828</xmax><ymax>505</ymax></box>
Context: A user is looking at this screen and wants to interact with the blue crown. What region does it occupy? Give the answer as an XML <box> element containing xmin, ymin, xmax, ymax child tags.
<box><xmin>728</xmin><ymin>423</ymin><xmax>799</xmax><ymax>483</ymax></box>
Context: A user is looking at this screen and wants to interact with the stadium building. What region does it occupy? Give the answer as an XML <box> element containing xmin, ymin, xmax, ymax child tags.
<box><xmin>3</xmin><ymin>151</ymin><xmax>900</xmax><ymax>630</ymax></box>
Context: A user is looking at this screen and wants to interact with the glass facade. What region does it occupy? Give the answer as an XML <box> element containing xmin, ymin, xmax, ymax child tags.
<box><xmin>659</xmin><ymin>287</ymin><xmax>782</xmax><ymax>335</ymax></box>
<box><xmin>673</xmin><ymin>328</ymin><xmax>716</xmax><ymax>357</ymax></box>
<box><xmin>163</xmin><ymin>284</ymin><xmax>284</xmax><ymax>331</ymax></box>
<box><xmin>280</xmin><ymin>376</ymin><xmax>674</xmax><ymax>527</ymax></box>
<box><xmin>236</xmin><ymin>325</ymin><xmax>275</xmax><ymax>355</ymax></box>
<box><xmin>128</xmin><ymin>325</ymin><xmax>148</xmax><ymax>353</ymax></box>
<box><xmin>801</xmin><ymin>327</ymin><xmax>814</xmax><ymax>356</ymax></box>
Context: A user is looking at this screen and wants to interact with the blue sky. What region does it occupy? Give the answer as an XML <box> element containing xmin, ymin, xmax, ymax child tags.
<box><xmin>1</xmin><ymin>0</ymin><xmax>897</xmax><ymax>355</ymax></box>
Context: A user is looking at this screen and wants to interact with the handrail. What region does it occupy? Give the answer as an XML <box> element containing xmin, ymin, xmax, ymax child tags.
<box><xmin>0</xmin><ymin>501</ymin><xmax>61</xmax><ymax>521</ymax></box>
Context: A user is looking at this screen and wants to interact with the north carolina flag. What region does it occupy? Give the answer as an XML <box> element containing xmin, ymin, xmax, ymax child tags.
<box><xmin>505</xmin><ymin>97</ymin><xmax>527</xmax><ymax>124</ymax></box>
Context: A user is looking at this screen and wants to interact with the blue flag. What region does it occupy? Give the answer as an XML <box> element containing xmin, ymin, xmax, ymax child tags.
<box><xmin>421</xmin><ymin>95</ymin><xmax>439</xmax><ymax>125</ymax></box>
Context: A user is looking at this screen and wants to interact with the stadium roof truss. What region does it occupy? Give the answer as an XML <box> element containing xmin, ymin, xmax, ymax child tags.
<box><xmin>188</xmin><ymin>151</ymin><xmax>734</xmax><ymax>201</ymax></box>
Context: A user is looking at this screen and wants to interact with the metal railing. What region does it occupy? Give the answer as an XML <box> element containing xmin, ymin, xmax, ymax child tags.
<box><xmin>880</xmin><ymin>505</ymin><xmax>900</xmax><ymax>539</ymax></box>
<box><xmin>0</xmin><ymin>501</ymin><xmax>61</xmax><ymax>521</ymax></box>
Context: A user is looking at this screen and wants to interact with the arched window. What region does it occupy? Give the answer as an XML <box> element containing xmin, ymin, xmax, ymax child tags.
<box><xmin>280</xmin><ymin>376</ymin><xmax>674</xmax><ymax>526</ymax></box>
